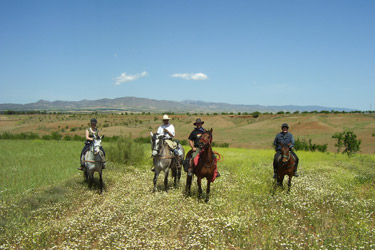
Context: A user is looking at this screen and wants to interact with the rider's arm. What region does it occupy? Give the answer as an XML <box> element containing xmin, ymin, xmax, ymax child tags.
<box><xmin>289</xmin><ymin>134</ymin><xmax>295</xmax><ymax>149</ymax></box>
<box><xmin>85</xmin><ymin>129</ymin><xmax>93</xmax><ymax>141</ymax></box>
<box><xmin>165</xmin><ymin>124</ymin><xmax>175</xmax><ymax>137</ymax></box>
<box><xmin>273</xmin><ymin>134</ymin><xmax>278</xmax><ymax>148</ymax></box>
<box><xmin>189</xmin><ymin>139</ymin><xmax>196</xmax><ymax>151</ymax></box>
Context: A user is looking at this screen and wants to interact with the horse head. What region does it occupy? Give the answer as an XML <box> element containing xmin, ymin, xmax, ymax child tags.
<box><xmin>280</xmin><ymin>143</ymin><xmax>291</xmax><ymax>163</ymax></box>
<box><xmin>150</xmin><ymin>132</ymin><xmax>164</xmax><ymax>157</ymax></box>
<box><xmin>199</xmin><ymin>128</ymin><xmax>213</xmax><ymax>148</ymax></box>
<box><xmin>92</xmin><ymin>135</ymin><xmax>103</xmax><ymax>155</ymax></box>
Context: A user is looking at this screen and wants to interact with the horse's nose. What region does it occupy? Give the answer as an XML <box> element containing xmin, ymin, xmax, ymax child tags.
<box><xmin>152</xmin><ymin>150</ymin><xmax>158</xmax><ymax>156</ymax></box>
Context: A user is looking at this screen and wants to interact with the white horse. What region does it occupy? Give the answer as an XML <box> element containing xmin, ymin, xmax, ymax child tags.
<box><xmin>83</xmin><ymin>135</ymin><xmax>105</xmax><ymax>193</ymax></box>
<box><xmin>150</xmin><ymin>132</ymin><xmax>184</xmax><ymax>192</ymax></box>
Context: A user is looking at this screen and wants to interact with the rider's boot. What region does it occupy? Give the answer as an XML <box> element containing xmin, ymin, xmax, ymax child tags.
<box><xmin>187</xmin><ymin>159</ymin><xmax>193</xmax><ymax>177</ymax></box>
<box><xmin>173</xmin><ymin>149</ymin><xmax>179</xmax><ymax>156</ymax></box>
<box><xmin>78</xmin><ymin>156</ymin><xmax>84</xmax><ymax>171</ymax></box>
<box><xmin>293</xmin><ymin>164</ymin><xmax>299</xmax><ymax>177</ymax></box>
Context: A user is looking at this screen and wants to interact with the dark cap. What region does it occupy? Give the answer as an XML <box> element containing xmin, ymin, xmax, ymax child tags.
<box><xmin>193</xmin><ymin>118</ymin><xmax>204</xmax><ymax>126</ymax></box>
<box><xmin>90</xmin><ymin>118</ymin><xmax>97</xmax><ymax>124</ymax></box>
<box><xmin>281</xmin><ymin>123</ymin><xmax>289</xmax><ymax>129</ymax></box>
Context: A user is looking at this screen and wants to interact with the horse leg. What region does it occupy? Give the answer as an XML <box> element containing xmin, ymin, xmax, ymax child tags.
<box><xmin>172</xmin><ymin>166</ymin><xmax>177</xmax><ymax>187</ymax></box>
<box><xmin>177</xmin><ymin>166</ymin><xmax>181</xmax><ymax>183</ymax></box>
<box><xmin>287</xmin><ymin>175</ymin><xmax>292</xmax><ymax>193</ymax></box>
<box><xmin>164</xmin><ymin>168</ymin><xmax>169</xmax><ymax>192</ymax></box>
<box><xmin>83</xmin><ymin>169</ymin><xmax>88</xmax><ymax>182</ymax></box>
<box><xmin>197</xmin><ymin>177</ymin><xmax>202</xmax><ymax>199</ymax></box>
<box><xmin>99</xmin><ymin>170</ymin><xmax>103</xmax><ymax>194</ymax></box>
<box><xmin>185</xmin><ymin>175</ymin><xmax>192</xmax><ymax>196</ymax></box>
<box><xmin>153</xmin><ymin>171</ymin><xmax>159</xmax><ymax>192</ymax></box>
<box><xmin>88</xmin><ymin>172</ymin><xmax>94</xmax><ymax>188</ymax></box>
<box><xmin>205</xmin><ymin>179</ymin><xmax>211</xmax><ymax>203</ymax></box>
<box><xmin>279</xmin><ymin>175</ymin><xmax>285</xmax><ymax>189</ymax></box>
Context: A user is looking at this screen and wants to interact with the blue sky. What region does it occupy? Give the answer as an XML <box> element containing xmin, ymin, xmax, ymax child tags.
<box><xmin>0</xmin><ymin>0</ymin><xmax>374</xmax><ymax>110</ymax></box>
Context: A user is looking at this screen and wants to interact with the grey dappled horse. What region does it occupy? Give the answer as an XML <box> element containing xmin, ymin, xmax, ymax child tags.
<box><xmin>83</xmin><ymin>135</ymin><xmax>105</xmax><ymax>193</ymax></box>
<box><xmin>150</xmin><ymin>132</ymin><xmax>185</xmax><ymax>192</ymax></box>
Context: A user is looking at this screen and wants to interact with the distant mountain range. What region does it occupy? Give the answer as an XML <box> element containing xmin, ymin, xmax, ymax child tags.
<box><xmin>0</xmin><ymin>97</ymin><xmax>355</xmax><ymax>113</ymax></box>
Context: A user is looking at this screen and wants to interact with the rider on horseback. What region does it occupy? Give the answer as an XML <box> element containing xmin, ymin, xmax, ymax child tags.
<box><xmin>151</xmin><ymin>114</ymin><xmax>180</xmax><ymax>171</ymax></box>
<box><xmin>156</xmin><ymin>114</ymin><xmax>179</xmax><ymax>155</ymax></box>
<box><xmin>273</xmin><ymin>123</ymin><xmax>299</xmax><ymax>178</ymax></box>
<box><xmin>186</xmin><ymin>118</ymin><xmax>220</xmax><ymax>178</ymax></box>
<box><xmin>78</xmin><ymin>118</ymin><xmax>106</xmax><ymax>171</ymax></box>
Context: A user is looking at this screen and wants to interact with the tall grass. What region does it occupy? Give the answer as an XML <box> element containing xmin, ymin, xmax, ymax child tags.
<box><xmin>0</xmin><ymin>140</ymin><xmax>82</xmax><ymax>200</ymax></box>
<box><xmin>107</xmin><ymin>135</ymin><xmax>146</xmax><ymax>165</ymax></box>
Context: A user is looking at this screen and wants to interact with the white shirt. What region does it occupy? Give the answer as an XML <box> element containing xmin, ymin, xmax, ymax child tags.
<box><xmin>157</xmin><ymin>123</ymin><xmax>175</xmax><ymax>139</ymax></box>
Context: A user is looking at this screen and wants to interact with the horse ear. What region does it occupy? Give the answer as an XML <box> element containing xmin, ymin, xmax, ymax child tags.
<box><xmin>210</xmin><ymin>128</ymin><xmax>213</xmax><ymax>134</ymax></box>
<box><xmin>150</xmin><ymin>132</ymin><xmax>153</xmax><ymax>137</ymax></box>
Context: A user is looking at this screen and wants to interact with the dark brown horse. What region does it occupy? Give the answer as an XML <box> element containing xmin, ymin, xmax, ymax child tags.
<box><xmin>185</xmin><ymin>128</ymin><xmax>217</xmax><ymax>202</ymax></box>
<box><xmin>274</xmin><ymin>143</ymin><xmax>296</xmax><ymax>193</ymax></box>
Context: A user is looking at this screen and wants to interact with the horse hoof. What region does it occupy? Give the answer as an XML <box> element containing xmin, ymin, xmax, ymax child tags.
<box><xmin>205</xmin><ymin>198</ymin><xmax>209</xmax><ymax>203</ymax></box>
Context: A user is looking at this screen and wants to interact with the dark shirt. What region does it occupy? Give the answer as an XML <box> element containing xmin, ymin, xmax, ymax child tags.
<box><xmin>188</xmin><ymin>127</ymin><xmax>206</xmax><ymax>147</ymax></box>
<box><xmin>273</xmin><ymin>132</ymin><xmax>295</xmax><ymax>151</ymax></box>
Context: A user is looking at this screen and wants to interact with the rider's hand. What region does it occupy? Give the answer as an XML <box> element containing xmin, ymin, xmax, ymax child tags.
<box><xmin>192</xmin><ymin>147</ymin><xmax>197</xmax><ymax>152</ymax></box>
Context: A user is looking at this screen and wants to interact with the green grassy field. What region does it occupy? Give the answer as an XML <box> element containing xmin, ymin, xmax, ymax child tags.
<box><xmin>1</xmin><ymin>140</ymin><xmax>375</xmax><ymax>249</ymax></box>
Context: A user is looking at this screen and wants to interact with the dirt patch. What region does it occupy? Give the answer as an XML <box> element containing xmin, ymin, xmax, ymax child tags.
<box><xmin>293</xmin><ymin>121</ymin><xmax>335</xmax><ymax>132</ymax></box>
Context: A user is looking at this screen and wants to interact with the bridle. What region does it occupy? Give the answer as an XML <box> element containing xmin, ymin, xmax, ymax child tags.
<box><xmin>152</xmin><ymin>134</ymin><xmax>174</xmax><ymax>159</ymax></box>
<box><xmin>199</xmin><ymin>131</ymin><xmax>212</xmax><ymax>148</ymax></box>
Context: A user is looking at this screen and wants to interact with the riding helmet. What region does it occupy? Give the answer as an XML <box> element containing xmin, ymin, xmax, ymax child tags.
<box><xmin>90</xmin><ymin>118</ymin><xmax>97</xmax><ymax>124</ymax></box>
<box><xmin>281</xmin><ymin>123</ymin><xmax>289</xmax><ymax>129</ymax></box>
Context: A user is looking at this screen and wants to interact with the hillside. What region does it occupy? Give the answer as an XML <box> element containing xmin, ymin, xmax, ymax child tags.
<box><xmin>0</xmin><ymin>113</ymin><xmax>374</xmax><ymax>153</ymax></box>
<box><xmin>0</xmin><ymin>96</ymin><xmax>355</xmax><ymax>113</ymax></box>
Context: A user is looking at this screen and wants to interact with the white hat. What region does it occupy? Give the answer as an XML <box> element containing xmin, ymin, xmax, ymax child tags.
<box><xmin>162</xmin><ymin>114</ymin><xmax>170</xmax><ymax>120</ymax></box>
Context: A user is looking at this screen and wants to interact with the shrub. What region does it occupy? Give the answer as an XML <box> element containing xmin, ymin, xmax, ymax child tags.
<box><xmin>134</xmin><ymin>136</ymin><xmax>150</xmax><ymax>144</ymax></box>
<box><xmin>251</xmin><ymin>111</ymin><xmax>261</xmax><ymax>118</ymax></box>
<box><xmin>212</xmin><ymin>141</ymin><xmax>230</xmax><ymax>148</ymax></box>
<box><xmin>63</xmin><ymin>135</ymin><xmax>72</xmax><ymax>141</ymax></box>
<box><xmin>294</xmin><ymin>138</ymin><xmax>327</xmax><ymax>153</ymax></box>
<box><xmin>180</xmin><ymin>139</ymin><xmax>188</xmax><ymax>146</ymax></box>
<box><xmin>73</xmin><ymin>135</ymin><xmax>85</xmax><ymax>141</ymax></box>
<box><xmin>332</xmin><ymin>131</ymin><xmax>361</xmax><ymax>156</ymax></box>
<box><xmin>107</xmin><ymin>135</ymin><xmax>145</xmax><ymax>165</ymax></box>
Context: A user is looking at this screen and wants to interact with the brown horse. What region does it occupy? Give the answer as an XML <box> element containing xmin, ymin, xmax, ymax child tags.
<box><xmin>274</xmin><ymin>143</ymin><xmax>296</xmax><ymax>193</ymax></box>
<box><xmin>185</xmin><ymin>128</ymin><xmax>217</xmax><ymax>202</ymax></box>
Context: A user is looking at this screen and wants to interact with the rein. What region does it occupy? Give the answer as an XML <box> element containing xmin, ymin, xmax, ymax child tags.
<box><xmin>282</xmin><ymin>151</ymin><xmax>290</xmax><ymax>161</ymax></box>
<box><xmin>152</xmin><ymin>137</ymin><xmax>173</xmax><ymax>159</ymax></box>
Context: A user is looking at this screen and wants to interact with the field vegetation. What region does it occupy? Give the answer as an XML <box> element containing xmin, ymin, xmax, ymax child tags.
<box><xmin>1</xmin><ymin>112</ymin><xmax>374</xmax><ymax>248</ymax></box>
<box><xmin>1</xmin><ymin>138</ymin><xmax>375</xmax><ymax>249</ymax></box>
